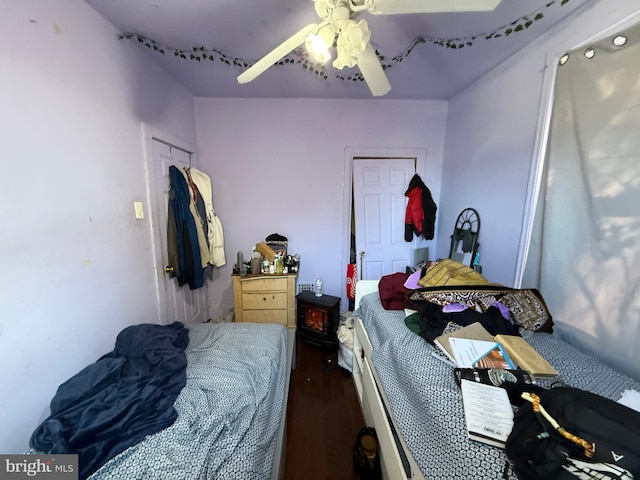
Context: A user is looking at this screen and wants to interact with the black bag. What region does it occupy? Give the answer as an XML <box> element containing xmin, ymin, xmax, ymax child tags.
<box><xmin>505</xmin><ymin>387</ymin><xmax>640</xmax><ymax>480</ymax></box>
<box><xmin>352</xmin><ymin>427</ymin><xmax>382</xmax><ymax>480</ymax></box>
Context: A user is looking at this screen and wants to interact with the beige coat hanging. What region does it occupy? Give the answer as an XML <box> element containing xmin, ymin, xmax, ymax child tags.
<box><xmin>189</xmin><ymin>168</ymin><xmax>226</xmax><ymax>267</ymax></box>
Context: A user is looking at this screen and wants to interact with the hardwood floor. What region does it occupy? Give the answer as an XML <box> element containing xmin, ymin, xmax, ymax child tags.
<box><xmin>284</xmin><ymin>336</ymin><xmax>365</xmax><ymax>480</ymax></box>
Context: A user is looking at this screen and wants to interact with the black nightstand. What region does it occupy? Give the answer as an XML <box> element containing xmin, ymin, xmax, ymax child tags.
<box><xmin>296</xmin><ymin>291</ymin><xmax>341</xmax><ymax>349</ymax></box>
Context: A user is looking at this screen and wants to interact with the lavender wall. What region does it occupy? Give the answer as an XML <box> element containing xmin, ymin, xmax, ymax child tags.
<box><xmin>0</xmin><ymin>0</ymin><xmax>197</xmax><ymax>452</ymax></box>
<box><xmin>436</xmin><ymin>52</ymin><xmax>545</xmax><ymax>285</ymax></box>
<box><xmin>194</xmin><ymin>98</ymin><xmax>447</xmax><ymax>315</ymax></box>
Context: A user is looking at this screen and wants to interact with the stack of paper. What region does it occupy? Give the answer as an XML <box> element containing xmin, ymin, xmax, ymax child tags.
<box><xmin>460</xmin><ymin>379</ymin><xmax>514</xmax><ymax>448</ymax></box>
<box><xmin>432</xmin><ymin>323</ymin><xmax>558</xmax><ymax>378</ymax></box>
<box><xmin>448</xmin><ymin>338</ymin><xmax>516</xmax><ymax>369</ymax></box>
<box><xmin>434</xmin><ymin>322</ymin><xmax>516</xmax><ymax>369</ymax></box>
<box><xmin>434</xmin><ymin>322</ymin><xmax>494</xmax><ymax>365</ymax></box>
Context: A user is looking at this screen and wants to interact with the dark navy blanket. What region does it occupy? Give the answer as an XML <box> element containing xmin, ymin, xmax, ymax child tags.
<box><xmin>30</xmin><ymin>322</ymin><xmax>189</xmax><ymax>480</ymax></box>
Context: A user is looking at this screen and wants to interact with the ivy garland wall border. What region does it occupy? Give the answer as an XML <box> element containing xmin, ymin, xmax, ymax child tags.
<box><xmin>119</xmin><ymin>0</ymin><xmax>574</xmax><ymax>84</ymax></box>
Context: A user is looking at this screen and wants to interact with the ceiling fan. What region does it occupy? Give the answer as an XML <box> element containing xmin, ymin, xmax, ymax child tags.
<box><xmin>237</xmin><ymin>0</ymin><xmax>503</xmax><ymax>96</ymax></box>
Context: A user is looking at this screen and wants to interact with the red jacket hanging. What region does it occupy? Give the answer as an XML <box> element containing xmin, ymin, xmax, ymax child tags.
<box><xmin>404</xmin><ymin>173</ymin><xmax>437</xmax><ymax>242</ymax></box>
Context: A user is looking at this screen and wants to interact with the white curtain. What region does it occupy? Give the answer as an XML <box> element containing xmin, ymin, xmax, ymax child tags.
<box><xmin>523</xmin><ymin>23</ymin><xmax>640</xmax><ymax>381</ymax></box>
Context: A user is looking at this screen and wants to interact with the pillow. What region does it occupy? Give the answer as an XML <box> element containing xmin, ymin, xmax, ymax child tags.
<box><xmin>499</xmin><ymin>289</ymin><xmax>553</xmax><ymax>332</ymax></box>
<box><xmin>404</xmin><ymin>270</ymin><xmax>423</xmax><ymax>289</ymax></box>
<box><xmin>418</xmin><ymin>258</ymin><xmax>488</xmax><ymax>288</ymax></box>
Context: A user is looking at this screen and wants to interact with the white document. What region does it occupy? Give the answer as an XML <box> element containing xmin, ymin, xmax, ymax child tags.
<box><xmin>618</xmin><ymin>389</ymin><xmax>640</xmax><ymax>413</ymax></box>
<box><xmin>450</xmin><ymin>337</ymin><xmax>515</xmax><ymax>368</ymax></box>
<box><xmin>460</xmin><ymin>379</ymin><xmax>514</xmax><ymax>448</ymax></box>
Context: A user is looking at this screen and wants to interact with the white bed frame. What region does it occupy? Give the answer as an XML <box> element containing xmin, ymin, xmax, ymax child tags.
<box><xmin>271</xmin><ymin>327</ymin><xmax>295</xmax><ymax>480</ymax></box>
<box><xmin>352</xmin><ymin>280</ymin><xmax>426</xmax><ymax>480</ymax></box>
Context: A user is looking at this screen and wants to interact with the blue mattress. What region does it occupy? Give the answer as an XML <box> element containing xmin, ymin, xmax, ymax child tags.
<box><xmin>357</xmin><ymin>293</ymin><xmax>640</xmax><ymax>480</ymax></box>
<box><xmin>90</xmin><ymin>322</ymin><xmax>287</xmax><ymax>480</ymax></box>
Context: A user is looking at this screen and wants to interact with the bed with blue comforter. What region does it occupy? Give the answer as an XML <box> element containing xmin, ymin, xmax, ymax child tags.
<box><xmin>357</xmin><ymin>292</ymin><xmax>640</xmax><ymax>480</ymax></box>
<box><xmin>30</xmin><ymin>321</ymin><xmax>288</xmax><ymax>480</ymax></box>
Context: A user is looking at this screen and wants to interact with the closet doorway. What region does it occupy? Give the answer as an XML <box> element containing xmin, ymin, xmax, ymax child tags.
<box><xmin>353</xmin><ymin>157</ymin><xmax>416</xmax><ymax>280</ymax></box>
<box><xmin>143</xmin><ymin>126</ymin><xmax>208</xmax><ymax>324</ymax></box>
<box><xmin>342</xmin><ymin>147</ymin><xmax>427</xmax><ymax>308</ymax></box>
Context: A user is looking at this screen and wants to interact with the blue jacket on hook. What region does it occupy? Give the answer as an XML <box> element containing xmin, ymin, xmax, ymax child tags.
<box><xmin>169</xmin><ymin>165</ymin><xmax>204</xmax><ymax>289</ymax></box>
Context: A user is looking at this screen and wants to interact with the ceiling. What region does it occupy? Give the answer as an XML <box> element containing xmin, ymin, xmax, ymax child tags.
<box><xmin>85</xmin><ymin>0</ymin><xmax>593</xmax><ymax>100</ymax></box>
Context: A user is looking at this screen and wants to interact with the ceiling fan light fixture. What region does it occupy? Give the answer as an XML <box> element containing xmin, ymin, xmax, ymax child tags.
<box><xmin>243</xmin><ymin>0</ymin><xmax>500</xmax><ymax>96</ymax></box>
<box><xmin>333</xmin><ymin>19</ymin><xmax>371</xmax><ymax>69</ymax></box>
<box><xmin>305</xmin><ymin>24</ymin><xmax>336</xmax><ymax>63</ymax></box>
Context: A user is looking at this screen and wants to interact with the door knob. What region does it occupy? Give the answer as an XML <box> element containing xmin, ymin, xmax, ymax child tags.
<box><xmin>164</xmin><ymin>265</ymin><xmax>175</xmax><ymax>274</ymax></box>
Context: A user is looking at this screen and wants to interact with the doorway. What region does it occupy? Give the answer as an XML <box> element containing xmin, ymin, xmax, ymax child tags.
<box><xmin>353</xmin><ymin>158</ymin><xmax>416</xmax><ymax>280</ymax></box>
<box><xmin>143</xmin><ymin>125</ymin><xmax>209</xmax><ymax>324</ymax></box>
<box><xmin>341</xmin><ymin>147</ymin><xmax>428</xmax><ymax>309</ymax></box>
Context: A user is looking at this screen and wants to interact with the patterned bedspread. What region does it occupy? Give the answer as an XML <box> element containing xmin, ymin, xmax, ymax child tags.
<box><xmin>358</xmin><ymin>293</ymin><xmax>640</xmax><ymax>480</ymax></box>
<box><xmin>90</xmin><ymin>322</ymin><xmax>287</xmax><ymax>480</ymax></box>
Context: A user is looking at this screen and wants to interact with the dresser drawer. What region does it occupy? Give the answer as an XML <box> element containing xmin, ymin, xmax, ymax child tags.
<box><xmin>240</xmin><ymin>277</ymin><xmax>288</xmax><ymax>292</ymax></box>
<box><xmin>232</xmin><ymin>273</ymin><xmax>297</xmax><ymax>327</ymax></box>
<box><xmin>243</xmin><ymin>309</ymin><xmax>287</xmax><ymax>325</ymax></box>
<box><xmin>242</xmin><ymin>292</ymin><xmax>288</xmax><ymax>310</ymax></box>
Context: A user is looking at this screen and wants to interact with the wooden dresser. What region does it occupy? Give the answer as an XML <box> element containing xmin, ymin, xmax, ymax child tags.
<box><xmin>232</xmin><ymin>274</ymin><xmax>297</xmax><ymax>328</ymax></box>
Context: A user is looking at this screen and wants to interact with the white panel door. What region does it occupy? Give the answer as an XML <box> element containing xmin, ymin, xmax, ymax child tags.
<box><xmin>151</xmin><ymin>138</ymin><xmax>207</xmax><ymax>324</ymax></box>
<box><xmin>353</xmin><ymin>158</ymin><xmax>415</xmax><ymax>280</ymax></box>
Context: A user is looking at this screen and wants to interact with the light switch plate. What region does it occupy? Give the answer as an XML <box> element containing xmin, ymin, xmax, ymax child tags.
<box><xmin>134</xmin><ymin>201</ymin><xmax>144</xmax><ymax>219</ymax></box>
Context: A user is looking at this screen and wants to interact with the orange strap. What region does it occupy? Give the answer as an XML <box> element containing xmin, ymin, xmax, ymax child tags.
<box><xmin>527</xmin><ymin>393</ymin><xmax>595</xmax><ymax>458</ymax></box>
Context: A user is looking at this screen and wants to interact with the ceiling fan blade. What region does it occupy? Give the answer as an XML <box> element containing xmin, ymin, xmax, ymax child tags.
<box><xmin>237</xmin><ymin>23</ymin><xmax>320</xmax><ymax>84</ymax></box>
<box><xmin>370</xmin><ymin>0</ymin><xmax>502</xmax><ymax>15</ymax></box>
<box><xmin>357</xmin><ymin>43</ymin><xmax>391</xmax><ymax>97</ymax></box>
